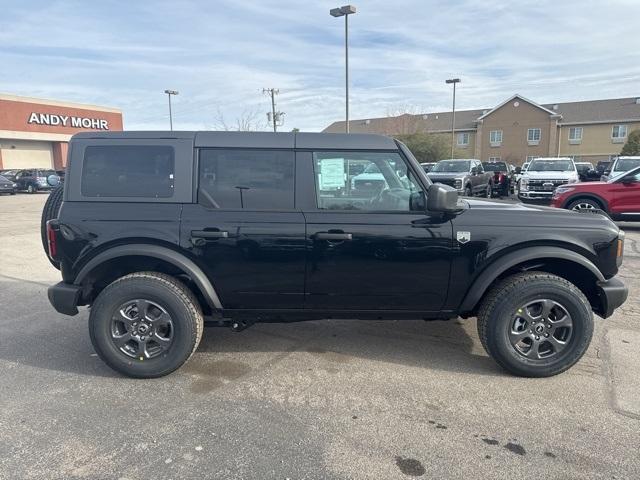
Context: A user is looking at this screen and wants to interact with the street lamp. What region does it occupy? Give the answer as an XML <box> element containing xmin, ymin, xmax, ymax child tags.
<box><xmin>445</xmin><ymin>78</ymin><xmax>460</xmax><ymax>158</ymax></box>
<box><xmin>330</xmin><ymin>5</ymin><xmax>356</xmax><ymax>133</ymax></box>
<box><xmin>164</xmin><ymin>89</ymin><xmax>179</xmax><ymax>131</ymax></box>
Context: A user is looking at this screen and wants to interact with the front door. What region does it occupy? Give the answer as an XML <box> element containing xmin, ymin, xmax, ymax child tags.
<box><xmin>180</xmin><ymin>148</ymin><xmax>306</xmax><ymax>310</ymax></box>
<box><xmin>610</xmin><ymin>170</ymin><xmax>640</xmax><ymax>217</ymax></box>
<box><xmin>302</xmin><ymin>150</ymin><xmax>453</xmax><ymax>312</ymax></box>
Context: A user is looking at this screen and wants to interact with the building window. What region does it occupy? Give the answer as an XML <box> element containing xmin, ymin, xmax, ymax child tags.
<box><xmin>612</xmin><ymin>125</ymin><xmax>628</xmax><ymax>143</ymax></box>
<box><xmin>457</xmin><ymin>132</ymin><xmax>470</xmax><ymax>147</ymax></box>
<box><xmin>568</xmin><ymin>127</ymin><xmax>583</xmax><ymax>144</ymax></box>
<box><xmin>527</xmin><ymin>128</ymin><xmax>541</xmax><ymax>145</ymax></box>
<box><xmin>489</xmin><ymin>130</ymin><xmax>502</xmax><ymax>147</ymax></box>
<box><xmin>488</xmin><ymin>156</ymin><xmax>501</xmax><ymax>162</ymax></box>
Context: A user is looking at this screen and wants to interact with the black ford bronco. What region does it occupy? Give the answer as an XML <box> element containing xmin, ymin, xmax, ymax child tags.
<box><xmin>44</xmin><ymin>131</ymin><xmax>628</xmax><ymax>378</ymax></box>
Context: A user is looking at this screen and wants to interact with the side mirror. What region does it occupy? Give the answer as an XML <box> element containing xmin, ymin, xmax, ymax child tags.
<box><xmin>622</xmin><ymin>175</ymin><xmax>638</xmax><ymax>184</ymax></box>
<box><xmin>515</xmin><ymin>167</ymin><xmax>522</xmax><ymax>174</ymax></box>
<box><xmin>470</xmin><ymin>167</ymin><xmax>478</xmax><ymax>175</ymax></box>
<box><xmin>427</xmin><ymin>183</ymin><xmax>459</xmax><ymax>212</ymax></box>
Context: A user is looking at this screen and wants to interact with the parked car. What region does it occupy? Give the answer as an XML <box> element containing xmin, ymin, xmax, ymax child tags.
<box><xmin>595</xmin><ymin>160</ymin><xmax>611</xmax><ymax>176</ymax></box>
<box><xmin>0</xmin><ymin>175</ymin><xmax>17</xmax><ymax>195</ymax></box>
<box><xmin>575</xmin><ymin>162</ymin><xmax>595</xmax><ymax>182</ymax></box>
<box><xmin>601</xmin><ymin>156</ymin><xmax>640</xmax><ymax>181</ymax></box>
<box><xmin>518</xmin><ymin>157</ymin><xmax>579</xmax><ymax>204</ymax></box>
<box><xmin>513</xmin><ymin>161</ymin><xmax>530</xmax><ymax>190</ymax></box>
<box><xmin>14</xmin><ymin>169</ymin><xmax>61</xmax><ymax>193</ymax></box>
<box><xmin>551</xmin><ymin>165</ymin><xmax>640</xmax><ymax>220</ymax></box>
<box><xmin>427</xmin><ymin>159</ymin><xmax>493</xmax><ymax>197</ymax></box>
<box><xmin>482</xmin><ymin>161</ymin><xmax>511</xmax><ymax>197</ymax></box>
<box><xmin>420</xmin><ymin>162</ymin><xmax>435</xmax><ymax>173</ymax></box>
<box><xmin>0</xmin><ymin>169</ymin><xmax>19</xmax><ymax>181</ymax></box>
<box><xmin>45</xmin><ymin>131</ymin><xmax>627</xmax><ymax>379</ymax></box>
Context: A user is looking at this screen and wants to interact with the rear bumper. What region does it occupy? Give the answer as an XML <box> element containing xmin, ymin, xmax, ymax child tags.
<box><xmin>47</xmin><ymin>282</ymin><xmax>81</xmax><ymax>316</ymax></box>
<box><xmin>596</xmin><ymin>277</ymin><xmax>628</xmax><ymax>318</ymax></box>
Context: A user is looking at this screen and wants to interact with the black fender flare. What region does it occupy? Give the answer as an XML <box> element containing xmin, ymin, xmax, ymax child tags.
<box><xmin>74</xmin><ymin>244</ymin><xmax>223</xmax><ymax>310</ymax></box>
<box><xmin>459</xmin><ymin>246</ymin><xmax>604</xmax><ymax>313</ymax></box>
<box><xmin>562</xmin><ymin>192</ymin><xmax>609</xmax><ymax>212</ymax></box>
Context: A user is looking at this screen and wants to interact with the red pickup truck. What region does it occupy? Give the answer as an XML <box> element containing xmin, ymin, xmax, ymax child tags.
<box><xmin>551</xmin><ymin>165</ymin><xmax>640</xmax><ymax>221</ymax></box>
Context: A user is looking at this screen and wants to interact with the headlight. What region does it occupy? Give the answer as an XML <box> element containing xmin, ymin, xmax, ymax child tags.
<box><xmin>520</xmin><ymin>179</ymin><xmax>529</xmax><ymax>191</ymax></box>
<box><xmin>567</xmin><ymin>177</ymin><xmax>579</xmax><ymax>184</ymax></box>
<box><xmin>454</xmin><ymin>179</ymin><xmax>463</xmax><ymax>188</ymax></box>
<box><xmin>12</xmin><ymin>183</ymin><xmax>17</xmax><ymax>188</ymax></box>
<box><xmin>554</xmin><ymin>186</ymin><xmax>575</xmax><ymax>195</ymax></box>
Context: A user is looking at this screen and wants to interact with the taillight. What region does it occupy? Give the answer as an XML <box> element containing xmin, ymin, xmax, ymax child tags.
<box><xmin>46</xmin><ymin>220</ymin><xmax>57</xmax><ymax>258</ymax></box>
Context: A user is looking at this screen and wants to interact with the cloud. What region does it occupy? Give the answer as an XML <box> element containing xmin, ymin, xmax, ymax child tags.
<box><xmin>1</xmin><ymin>0</ymin><xmax>639</xmax><ymax>131</ymax></box>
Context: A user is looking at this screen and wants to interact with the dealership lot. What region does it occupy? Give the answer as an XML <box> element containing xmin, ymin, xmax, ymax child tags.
<box><xmin>1</xmin><ymin>194</ymin><xmax>639</xmax><ymax>479</ymax></box>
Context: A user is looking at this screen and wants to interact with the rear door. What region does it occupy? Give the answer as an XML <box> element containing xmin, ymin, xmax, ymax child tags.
<box><xmin>180</xmin><ymin>148</ymin><xmax>306</xmax><ymax>310</ymax></box>
<box><xmin>300</xmin><ymin>149</ymin><xmax>453</xmax><ymax>312</ymax></box>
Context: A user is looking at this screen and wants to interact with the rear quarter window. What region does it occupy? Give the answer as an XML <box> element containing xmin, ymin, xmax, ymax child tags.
<box><xmin>81</xmin><ymin>145</ymin><xmax>175</xmax><ymax>198</ymax></box>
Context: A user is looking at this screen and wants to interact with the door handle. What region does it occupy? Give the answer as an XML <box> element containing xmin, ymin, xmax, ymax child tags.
<box><xmin>191</xmin><ymin>230</ymin><xmax>229</xmax><ymax>239</ymax></box>
<box><xmin>315</xmin><ymin>232</ymin><xmax>353</xmax><ymax>241</ymax></box>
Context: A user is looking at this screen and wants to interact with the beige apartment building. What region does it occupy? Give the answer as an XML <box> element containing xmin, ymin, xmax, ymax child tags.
<box><xmin>323</xmin><ymin>94</ymin><xmax>640</xmax><ymax>166</ymax></box>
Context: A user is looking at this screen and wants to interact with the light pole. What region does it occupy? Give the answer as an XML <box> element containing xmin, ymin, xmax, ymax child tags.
<box><xmin>330</xmin><ymin>5</ymin><xmax>356</xmax><ymax>133</ymax></box>
<box><xmin>445</xmin><ymin>78</ymin><xmax>460</xmax><ymax>158</ymax></box>
<box><xmin>164</xmin><ymin>89</ymin><xmax>179</xmax><ymax>131</ymax></box>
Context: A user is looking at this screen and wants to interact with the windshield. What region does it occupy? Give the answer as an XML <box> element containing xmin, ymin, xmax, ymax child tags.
<box><xmin>614</xmin><ymin>158</ymin><xmax>640</xmax><ymax>172</ymax></box>
<box><xmin>0</xmin><ymin>175</ymin><xmax>9</xmax><ymax>182</ymax></box>
<box><xmin>528</xmin><ymin>160</ymin><xmax>574</xmax><ymax>172</ymax></box>
<box><xmin>431</xmin><ymin>160</ymin><xmax>470</xmax><ymax>173</ymax></box>
<box><xmin>482</xmin><ymin>162</ymin><xmax>507</xmax><ymax>172</ymax></box>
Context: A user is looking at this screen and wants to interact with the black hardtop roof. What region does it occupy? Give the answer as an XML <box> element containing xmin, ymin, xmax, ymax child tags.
<box><xmin>71</xmin><ymin>131</ymin><xmax>398</xmax><ymax>150</ymax></box>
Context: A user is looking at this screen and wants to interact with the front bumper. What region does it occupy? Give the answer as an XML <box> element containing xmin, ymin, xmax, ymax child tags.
<box><xmin>48</xmin><ymin>282</ymin><xmax>82</xmax><ymax>316</ymax></box>
<box><xmin>596</xmin><ymin>277</ymin><xmax>628</xmax><ymax>318</ymax></box>
<box><xmin>518</xmin><ymin>191</ymin><xmax>553</xmax><ymax>203</ymax></box>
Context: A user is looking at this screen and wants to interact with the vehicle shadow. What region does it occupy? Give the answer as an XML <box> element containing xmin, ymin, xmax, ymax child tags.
<box><xmin>0</xmin><ymin>279</ymin><xmax>503</xmax><ymax>379</ymax></box>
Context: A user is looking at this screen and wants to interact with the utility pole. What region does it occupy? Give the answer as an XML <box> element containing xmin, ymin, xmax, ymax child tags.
<box><xmin>164</xmin><ymin>90</ymin><xmax>179</xmax><ymax>131</ymax></box>
<box><xmin>330</xmin><ymin>5</ymin><xmax>356</xmax><ymax>133</ymax></box>
<box><xmin>263</xmin><ymin>88</ymin><xmax>284</xmax><ymax>132</ymax></box>
<box><xmin>445</xmin><ymin>78</ymin><xmax>460</xmax><ymax>158</ymax></box>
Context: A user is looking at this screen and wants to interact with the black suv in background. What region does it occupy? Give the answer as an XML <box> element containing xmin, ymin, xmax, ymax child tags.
<box><xmin>45</xmin><ymin>132</ymin><xmax>627</xmax><ymax>379</ymax></box>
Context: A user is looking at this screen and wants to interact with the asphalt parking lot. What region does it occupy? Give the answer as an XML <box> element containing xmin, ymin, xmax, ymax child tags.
<box><xmin>1</xmin><ymin>193</ymin><xmax>639</xmax><ymax>479</ymax></box>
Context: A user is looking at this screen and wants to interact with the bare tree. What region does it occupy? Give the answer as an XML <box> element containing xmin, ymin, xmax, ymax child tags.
<box><xmin>384</xmin><ymin>104</ymin><xmax>427</xmax><ymax>135</ymax></box>
<box><xmin>212</xmin><ymin>107</ymin><xmax>268</xmax><ymax>131</ymax></box>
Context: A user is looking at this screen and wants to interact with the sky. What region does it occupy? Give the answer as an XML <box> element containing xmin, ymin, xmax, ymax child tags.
<box><xmin>1</xmin><ymin>0</ymin><xmax>639</xmax><ymax>132</ymax></box>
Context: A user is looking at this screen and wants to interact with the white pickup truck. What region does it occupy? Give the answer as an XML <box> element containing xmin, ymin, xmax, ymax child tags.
<box><xmin>518</xmin><ymin>157</ymin><xmax>579</xmax><ymax>204</ymax></box>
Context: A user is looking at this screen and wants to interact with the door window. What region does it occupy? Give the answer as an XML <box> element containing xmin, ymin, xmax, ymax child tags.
<box><xmin>198</xmin><ymin>149</ymin><xmax>294</xmax><ymax>210</ymax></box>
<box><xmin>313</xmin><ymin>151</ymin><xmax>424</xmax><ymax>211</ymax></box>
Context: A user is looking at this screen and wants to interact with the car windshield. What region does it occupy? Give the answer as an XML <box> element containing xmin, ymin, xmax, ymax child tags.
<box><xmin>0</xmin><ymin>175</ymin><xmax>9</xmax><ymax>182</ymax></box>
<box><xmin>482</xmin><ymin>162</ymin><xmax>507</xmax><ymax>172</ymax></box>
<box><xmin>614</xmin><ymin>158</ymin><xmax>640</xmax><ymax>172</ymax></box>
<box><xmin>431</xmin><ymin>160</ymin><xmax>470</xmax><ymax>173</ymax></box>
<box><xmin>528</xmin><ymin>160</ymin><xmax>574</xmax><ymax>172</ymax></box>
<box><xmin>0</xmin><ymin>170</ymin><xmax>17</xmax><ymax>177</ymax></box>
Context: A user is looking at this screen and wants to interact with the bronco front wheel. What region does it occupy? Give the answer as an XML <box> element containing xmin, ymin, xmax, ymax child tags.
<box><xmin>89</xmin><ymin>272</ymin><xmax>203</xmax><ymax>378</ymax></box>
<box><xmin>477</xmin><ymin>272</ymin><xmax>593</xmax><ymax>377</ymax></box>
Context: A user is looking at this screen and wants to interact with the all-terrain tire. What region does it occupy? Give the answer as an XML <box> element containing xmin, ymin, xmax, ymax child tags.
<box><xmin>89</xmin><ymin>272</ymin><xmax>204</xmax><ymax>378</ymax></box>
<box><xmin>477</xmin><ymin>271</ymin><xmax>593</xmax><ymax>377</ymax></box>
<box><xmin>40</xmin><ymin>184</ymin><xmax>64</xmax><ymax>269</ymax></box>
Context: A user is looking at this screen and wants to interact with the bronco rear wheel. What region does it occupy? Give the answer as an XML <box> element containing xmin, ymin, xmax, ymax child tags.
<box><xmin>89</xmin><ymin>272</ymin><xmax>203</xmax><ymax>378</ymax></box>
<box><xmin>477</xmin><ymin>272</ymin><xmax>593</xmax><ymax>377</ymax></box>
